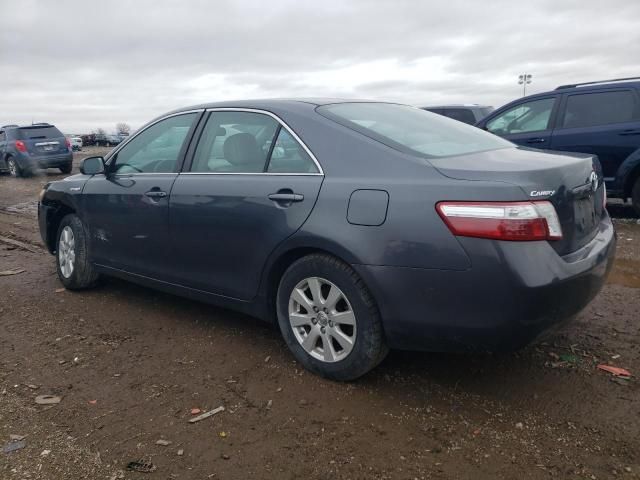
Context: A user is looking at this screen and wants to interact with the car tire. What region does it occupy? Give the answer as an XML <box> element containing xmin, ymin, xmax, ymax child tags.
<box><xmin>6</xmin><ymin>157</ymin><xmax>22</xmax><ymax>177</ymax></box>
<box><xmin>276</xmin><ymin>253</ymin><xmax>388</xmax><ymax>381</ymax></box>
<box><xmin>59</xmin><ymin>163</ymin><xmax>73</xmax><ymax>174</ymax></box>
<box><xmin>55</xmin><ymin>214</ymin><xmax>100</xmax><ymax>290</ymax></box>
<box><xmin>632</xmin><ymin>176</ymin><xmax>640</xmax><ymax>217</ymax></box>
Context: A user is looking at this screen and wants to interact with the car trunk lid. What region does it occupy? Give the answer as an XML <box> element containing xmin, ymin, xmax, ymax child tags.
<box><xmin>428</xmin><ymin>146</ymin><xmax>606</xmax><ymax>256</ymax></box>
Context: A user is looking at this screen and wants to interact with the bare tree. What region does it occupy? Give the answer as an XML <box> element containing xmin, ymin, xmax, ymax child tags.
<box><xmin>115</xmin><ymin>122</ymin><xmax>131</xmax><ymax>135</ymax></box>
<box><xmin>95</xmin><ymin>128</ymin><xmax>106</xmax><ymax>135</ymax></box>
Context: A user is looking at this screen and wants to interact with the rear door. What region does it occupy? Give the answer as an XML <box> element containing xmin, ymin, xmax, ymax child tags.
<box><xmin>484</xmin><ymin>96</ymin><xmax>559</xmax><ymax>149</ymax></box>
<box><xmin>550</xmin><ymin>89</ymin><xmax>640</xmax><ymax>184</ymax></box>
<box><xmin>169</xmin><ymin>109</ymin><xmax>323</xmax><ymax>300</ymax></box>
<box><xmin>82</xmin><ymin>112</ymin><xmax>200</xmax><ymax>277</ymax></box>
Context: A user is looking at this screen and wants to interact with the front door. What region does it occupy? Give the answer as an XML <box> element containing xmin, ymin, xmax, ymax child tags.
<box><xmin>484</xmin><ymin>96</ymin><xmax>558</xmax><ymax>149</ymax></box>
<box><xmin>82</xmin><ymin>112</ymin><xmax>199</xmax><ymax>277</ymax></box>
<box><xmin>169</xmin><ymin>110</ymin><xmax>323</xmax><ymax>300</ymax></box>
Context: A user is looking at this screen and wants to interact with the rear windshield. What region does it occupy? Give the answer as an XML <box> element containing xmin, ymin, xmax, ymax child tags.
<box><xmin>317</xmin><ymin>103</ymin><xmax>512</xmax><ymax>158</ymax></box>
<box><xmin>18</xmin><ymin>126</ymin><xmax>63</xmax><ymax>139</ymax></box>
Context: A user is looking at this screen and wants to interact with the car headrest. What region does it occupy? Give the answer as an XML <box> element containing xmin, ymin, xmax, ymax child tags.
<box><xmin>223</xmin><ymin>133</ymin><xmax>262</xmax><ymax>166</ymax></box>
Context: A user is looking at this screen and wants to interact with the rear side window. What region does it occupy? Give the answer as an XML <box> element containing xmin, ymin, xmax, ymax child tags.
<box><xmin>444</xmin><ymin>108</ymin><xmax>476</xmax><ymax>125</ymax></box>
<box><xmin>266</xmin><ymin>128</ymin><xmax>318</xmax><ymax>173</ymax></box>
<box><xmin>0</xmin><ymin>131</ymin><xmax>5</xmax><ymax>142</ymax></box>
<box><xmin>561</xmin><ymin>90</ymin><xmax>640</xmax><ymax>129</ymax></box>
<box><xmin>18</xmin><ymin>126</ymin><xmax>63</xmax><ymax>139</ymax></box>
<box><xmin>319</xmin><ymin>103</ymin><xmax>512</xmax><ymax>158</ymax></box>
<box><xmin>191</xmin><ymin>112</ymin><xmax>279</xmax><ymax>173</ymax></box>
<box><xmin>486</xmin><ymin>98</ymin><xmax>556</xmax><ymax>135</ymax></box>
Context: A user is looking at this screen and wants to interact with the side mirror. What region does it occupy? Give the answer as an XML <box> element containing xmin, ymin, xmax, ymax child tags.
<box><xmin>80</xmin><ymin>156</ymin><xmax>105</xmax><ymax>175</ymax></box>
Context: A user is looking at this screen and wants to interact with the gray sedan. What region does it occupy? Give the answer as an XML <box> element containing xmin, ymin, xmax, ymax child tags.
<box><xmin>38</xmin><ymin>99</ymin><xmax>615</xmax><ymax>380</ymax></box>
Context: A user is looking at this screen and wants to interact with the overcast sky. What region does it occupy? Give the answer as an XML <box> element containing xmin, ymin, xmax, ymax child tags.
<box><xmin>2</xmin><ymin>0</ymin><xmax>639</xmax><ymax>133</ymax></box>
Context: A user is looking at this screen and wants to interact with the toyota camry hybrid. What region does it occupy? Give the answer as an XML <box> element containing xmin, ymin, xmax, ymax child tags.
<box><xmin>38</xmin><ymin>99</ymin><xmax>616</xmax><ymax>380</ymax></box>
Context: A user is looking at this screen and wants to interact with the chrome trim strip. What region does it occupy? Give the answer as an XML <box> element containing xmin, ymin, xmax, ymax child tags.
<box><xmin>104</xmin><ymin>109</ymin><xmax>204</xmax><ymax>164</ymax></box>
<box><xmin>204</xmin><ymin>107</ymin><xmax>324</xmax><ymax>175</ymax></box>
<box><xmin>179</xmin><ymin>172</ymin><xmax>322</xmax><ymax>176</ymax></box>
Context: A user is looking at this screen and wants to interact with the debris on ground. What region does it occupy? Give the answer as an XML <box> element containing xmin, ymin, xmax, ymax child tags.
<box><xmin>190</xmin><ymin>408</ymin><xmax>201</xmax><ymax>415</ymax></box>
<box><xmin>188</xmin><ymin>406</ymin><xmax>225</xmax><ymax>424</ymax></box>
<box><xmin>515</xmin><ymin>422</ymin><xmax>524</xmax><ymax>429</ymax></box>
<box><xmin>155</xmin><ymin>439</ymin><xmax>172</xmax><ymax>446</ymax></box>
<box><xmin>35</xmin><ymin>394</ymin><xmax>62</xmax><ymax>405</ymax></box>
<box><xmin>218</xmin><ymin>431</ymin><xmax>227</xmax><ymax>438</ymax></box>
<box><xmin>266</xmin><ymin>399</ymin><xmax>273</xmax><ymax>410</ymax></box>
<box><xmin>0</xmin><ymin>269</ymin><xmax>25</xmax><ymax>276</ymax></box>
<box><xmin>560</xmin><ymin>353</ymin><xmax>578</xmax><ymax>364</ymax></box>
<box><xmin>177</xmin><ymin>449</ymin><xmax>184</xmax><ymax>456</ymax></box>
<box><xmin>126</xmin><ymin>460</ymin><xmax>157</xmax><ymax>473</ymax></box>
<box><xmin>55</xmin><ymin>288</ymin><xmax>65</xmax><ymax>293</ymax></box>
<box><xmin>41</xmin><ymin>449</ymin><xmax>51</xmax><ymax>456</ymax></box>
<box><xmin>9</xmin><ymin>434</ymin><xmax>26</xmax><ymax>441</ymax></box>
<box><xmin>88</xmin><ymin>400</ymin><xmax>97</xmax><ymax>405</ymax></box>
<box><xmin>597</xmin><ymin>364</ymin><xmax>632</xmax><ymax>378</ymax></box>
<box><xmin>264</xmin><ymin>355</ymin><xmax>271</xmax><ymax>363</ymax></box>
<box><xmin>2</xmin><ymin>440</ymin><xmax>26</xmax><ymax>453</ymax></box>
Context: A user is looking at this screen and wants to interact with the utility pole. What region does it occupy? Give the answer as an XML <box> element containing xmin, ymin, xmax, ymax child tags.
<box><xmin>518</xmin><ymin>73</ymin><xmax>533</xmax><ymax>96</ymax></box>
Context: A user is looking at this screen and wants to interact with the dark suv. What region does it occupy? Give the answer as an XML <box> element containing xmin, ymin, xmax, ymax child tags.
<box><xmin>0</xmin><ymin>123</ymin><xmax>73</xmax><ymax>176</ymax></box>
<box><xmin>422</xmin><ymin>105</ymin><xmax>494</xmax><ymax>125</ymax></box>
<box><xmin>477</xmin><ymin>77</ymin><xmax>640</xmax><ymax>214</ymax></box>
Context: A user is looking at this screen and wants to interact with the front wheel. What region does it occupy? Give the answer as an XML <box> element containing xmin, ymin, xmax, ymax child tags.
<box><xmin>276</xmin><ymin>254</ymin><xmax>388</xmax><ymax>381</ymax></box>
<box><xmin>632</xmin><ymin>176</ymin><xmax>640</xmax><ymax>217</ymax></box>
<box><xmin>56</xmin><ymin>214</ymin><xmax>100</xmax><ymax>290</ymax></box>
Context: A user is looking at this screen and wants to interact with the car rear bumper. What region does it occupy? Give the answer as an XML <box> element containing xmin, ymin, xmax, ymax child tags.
<box><xmin>17</xmin><ymin>152</ymin><xmax>72</xmax><ymax>169</ymax></box>
<box><xmin>354</xmin><ymin>214</ymin><xmax>616</xmax><ymax>352</ymax></box>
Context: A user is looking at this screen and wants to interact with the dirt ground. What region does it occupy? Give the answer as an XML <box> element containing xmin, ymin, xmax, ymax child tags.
<box><xmin>1</xmin><ymin>147</ymin><xmax>639</xmax><ymax>480</ymax></box>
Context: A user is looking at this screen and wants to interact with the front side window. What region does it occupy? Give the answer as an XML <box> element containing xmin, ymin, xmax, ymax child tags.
<box><xmin>319</xmin><ymin>103</ymin><xmax>512</xmax><ymax>158</ymax></box>
<box><xmin>266</xmin><ymin>128</ymin><xmax>318</xmax><ymax>173</ymax></box>
<box><xmin>112</xmin><ymin>113</ymin><xmax>197</xmax><ymax>174</ymax></box>
<box><xmin>486</xmin><ymin>98</ymin><xmax>556</xmax><ymax>135</ymax></box>
<box><xmin>562</xmin><ymin>91</ymin><xmax>639</xmax><ymax>129</ymax></box>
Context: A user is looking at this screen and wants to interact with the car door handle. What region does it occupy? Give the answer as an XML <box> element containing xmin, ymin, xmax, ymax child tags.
<box><xmin>619</xmin><ymin>129</ymin><xmax>640</xmax><ymax>136</ymax></box>
<box><xmin>526</xmin><ymin>138</ymin><xmax>546</xmax><ymax>144</ymax></box>
<box><xmin>144</xmin><ymin>190</ymin><xmax>167</xmax><ymax>198</ymax></box>
<box><xmin>268</xmin><ymin>192</ymin><xmax>304</xmax><ymax>202</ymax></box>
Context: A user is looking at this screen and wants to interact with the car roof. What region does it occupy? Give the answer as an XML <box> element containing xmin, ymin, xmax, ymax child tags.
<box><xmin>422</xmin><ymin>104</ymin><xmax>491</xmax><ymax>109</ymax></box>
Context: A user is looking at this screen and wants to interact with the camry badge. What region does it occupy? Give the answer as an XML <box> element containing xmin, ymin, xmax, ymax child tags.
<box><xmin>530</xmin><ymin>189</ymin><xmax>555</xmax><ymax>197</ymax></box>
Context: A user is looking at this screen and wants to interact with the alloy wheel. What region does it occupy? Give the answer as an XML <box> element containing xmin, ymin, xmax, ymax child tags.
<box><xmin>8</xmin><ymin>159</ymin><xmax>17</xmax><ymax>176</ymax></box>
<box><xmin>288</xmin><ymin>277</ymin><xmax>357</xmax><ymax>363</ymax></box>
<box><xmin>58</xmin><ymin>226</ymin><xmax>76</xmax><ymax>278</ymax></box>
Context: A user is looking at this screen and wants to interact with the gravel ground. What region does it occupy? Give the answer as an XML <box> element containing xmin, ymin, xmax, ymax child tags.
<box><xmin>1</xmin><ymin>147</ymin><xmax>638</xmax><ymax>479</ymax></box>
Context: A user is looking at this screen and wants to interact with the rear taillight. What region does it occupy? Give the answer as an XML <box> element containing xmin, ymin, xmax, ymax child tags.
<box><xmin>65</xmin><ymin>138</ymin><xmax>71</xmax><ymax>150</ymax></box>
<box><xmin>436</xmin><ymin>201</ymin><xmax>563</xmax><ymax>241</ymax></box>
<box><xmin>15</xmin><ymin>140</ymin><xmax>27</xmax><ymax>152</ymax></box>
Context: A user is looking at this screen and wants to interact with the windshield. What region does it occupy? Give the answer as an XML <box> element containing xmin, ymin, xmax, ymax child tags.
<box><xmin>317</xmin><ymin>103</ymin><xmax>512</xmax><ymax>158</ymax></box>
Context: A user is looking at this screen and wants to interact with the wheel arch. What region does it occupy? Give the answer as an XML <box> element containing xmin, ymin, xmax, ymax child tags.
<box><xmin>259</xmin><ymin>239</ymin><xmax>374</xmax><ymax>324</ymax></box>
<box><xmin>45</xmin><ymin>203</ymin><xmax>77</xmax><ymax>253</ymax></box>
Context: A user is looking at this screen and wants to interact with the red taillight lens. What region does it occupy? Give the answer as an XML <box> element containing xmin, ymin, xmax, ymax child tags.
<box><xmin>436</xmin><ymin>201</ymin><xmax>563</xmax><ymax>241</ymax></box>
<box><xmin>65</xmin><ymin>138</ymin><xmax>71</xmax><ymax>149</ymax></box>
<box><xmin>15</xmin><ymin>140</ymin><xmax>27</xmax><ymax>152</ymax></box>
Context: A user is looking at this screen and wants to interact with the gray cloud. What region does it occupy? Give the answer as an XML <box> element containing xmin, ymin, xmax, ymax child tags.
<box><xmin>1</xmin><ymin>0</ymin><xmax>638</xmax><ymax>132</ymax></box>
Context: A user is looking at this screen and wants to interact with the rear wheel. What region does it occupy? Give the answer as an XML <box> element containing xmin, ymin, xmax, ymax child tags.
<box><xmin>276</xmin><ymin>254</ymin><xmax>388</xmax><ymax>381</ymax></box>
<box><xmin>632</xmin><ymin>176</ymin><xmax>640</xmax><ymax>217</ymax></box>
<box><xmin>60</xmin><ymin>162</ymin><xmax>73</xmax><ymax>174</ymax></box>
<box><xmin>55</xmin><ymin>214</ymin><xmax>100</xmax><ymax>290</ymax></box>
<box><xmin>7</xmin><ymin>157</ymin><xmax>21</xmax><ymax>177</ymax></box>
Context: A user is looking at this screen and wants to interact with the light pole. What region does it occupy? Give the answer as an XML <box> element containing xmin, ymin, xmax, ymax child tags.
<box><xmin>518</xmin><ymin>73</ymin><xmax>532</xmax><ymax>96</ymax></box>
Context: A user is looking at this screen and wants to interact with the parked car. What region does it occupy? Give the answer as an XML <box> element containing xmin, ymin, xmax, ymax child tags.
<box><xmin>67</xmin><ymin>136</ymin><xmax>83</xmax><ymax>151</ymax></box>
<box><xmin>81</xmin><ymin>134</ymin><xmax>96</xmax><ymax>147</ymax></box>
<box><xmin>477</xmin><ymin>77</ymin><xmax>640</xmax><ymax>214</ymax></box>
<box><xmin>422</xmin><ymin>104</ymin><xmax>493</xmax><ymax>125</ymax></box>
<box><xmin>38</xmin><ymin>100</ymin><xmax>615</xmax><ymax>380</ymax></box>
<box><xmin>0</xmin><ymin>123</ymin><xmax>73</xmax><ymax>176</ymax></box>
<box><xmin>105</xmin><ymin>134</ymin><xmax>123</xmax><ymax>146</ymax></box>
<box><xmin>94</xmin><ymin>134</ymin><xmax>108</xmax><ymax>146</ymax></box>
